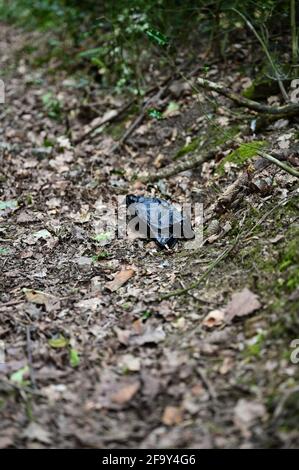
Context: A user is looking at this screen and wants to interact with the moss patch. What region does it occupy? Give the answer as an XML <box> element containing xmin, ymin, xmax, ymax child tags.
<box><xmin>174</xmin><ymin>137</ymin><xmax>202</xmax><ymax>160</ymax></box>
<box><xmin>217</xmin><ymin>140</ymin><xmax>268</xmax><ymax>174</ymax></box>
<box><xmin>174</xmin><ymin>125</ymin><xmax>240</xmax><ymax>161</ymax></box>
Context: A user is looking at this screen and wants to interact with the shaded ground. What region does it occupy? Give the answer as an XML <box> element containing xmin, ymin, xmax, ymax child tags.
<box><xmin>0</xmin><ymin>23</ymin><xmax>299</xmax><ymax>448</ymax></box>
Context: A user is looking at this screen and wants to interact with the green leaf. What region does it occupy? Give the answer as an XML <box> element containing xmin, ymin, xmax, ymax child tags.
<box><xmin>148</xmin><ymin>108</ymin><xmax>162</xmax><ymax>120</ymax></box>
<box><xmin>69</xmin><ymin>348</ymin><xmax>80</xmax><ymax>368</ymax></box>
<box><xmin>92</xmin><ymin>250</ymin><xmax>110</xmax><ymax>261</ymax></box>
<box><xmin>93</xmin><ymin>232</ymin><xmax>112</xmax><ymax>242</ymax></box>
<box><xmin>141</xmin><ymin>310</ymin><xmax>152</xmax><ymax>320</ymax></box>
<box><xmin>78</xmin><ymin>47</ymin><xmax>104</xmax><ymax>59</ymax></box>
<box><xmin>163</xmin><ymin>101</ymin><xmax>180</xmax><ymax>118</ymax></box>
<box><xmin>146</xmin><ymin>28</ymin><xmax>168</xmax><ymax>46</ymax></box>
<box><xmin>48</xmin><ymin>335</ymin><xmax>69</xmax><ymax>349</ymax></box>
<box><xmin>10</xmin><ymin>366</ymin><xmax>30</xmax><ymax>386</ymax></box>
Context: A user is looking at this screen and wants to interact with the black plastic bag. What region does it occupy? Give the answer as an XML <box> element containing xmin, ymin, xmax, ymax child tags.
<box><xmin>126</xmin><ymin>194</ymin><xmax>194</xmax><ymax>249</ymax></box>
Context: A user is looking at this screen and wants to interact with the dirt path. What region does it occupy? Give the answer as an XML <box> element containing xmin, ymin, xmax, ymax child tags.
<box><xmin>0</xmin><ymin>24</ymin><xmax>299</xmax><ymax>449</ymax></box>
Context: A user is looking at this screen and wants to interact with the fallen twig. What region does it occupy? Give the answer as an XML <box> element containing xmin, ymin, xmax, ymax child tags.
<box><xmin>112</xmin><ymin>62</ymin><xmax>205</xmax><ymax>153</ymax></box>
<box><xmin>273</xmin><ymin>385</ymin><xmax>299</xmax><ymax>421</ymax></box>
<box><xmin>111</xmin><ymin>81</ymin><xmax>171</xmax><ymax>153</ymax></box>
<box><xmin>140</xmin><ymin>136</ymin><xmax>238</xmax><ymax>183</ymax></box>
<box><xmin>159</xmin><ymin>238</ymin><xmax>239</xmax><ymax>301</ymax></box>
<box><xmin>74</xmin><ymin>99</ymin><xmax>135</xmax><ymax>145</ymax></box>
<box><xmin>26</xmin><ymin>326</ymin><xmax>37</xmax><ymax>390</ymax></box>
<box><xmin>258</xmin><ymin>151</ymin><xmax>299</xmax><ymax>177</ymax></box>
<box><xmin>197</xmin><ymin>366</ymin><xmax>218</xmax><ymax>402</ymax></box>
<box><xmin>0</xmin><ymin>377</ymin><xmax>43</xmax><ymax>397</ymax></box>
<box><xmin>197</xmin><ymin>77</ymin><xmax>299</xmax><ymax>116</ymax></box>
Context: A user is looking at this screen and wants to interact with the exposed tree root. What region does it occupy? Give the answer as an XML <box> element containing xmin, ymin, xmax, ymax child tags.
<box><xmin>197</xmin><ymin>77</ymin><xmax>299</xmax><ymax>116</ymax></box>
<box><xmin>140</xmin><ymin>137</ymin><xmax>238</xmax><ymax>183</ymax></box>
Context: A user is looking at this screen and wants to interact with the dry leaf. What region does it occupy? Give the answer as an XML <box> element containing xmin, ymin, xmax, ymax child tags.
<box><xmin>114</xmin><ymin>327</ymin><xmax>132</xmax><ymax>345</ymax></box>
<box><xmin>118</xmin><ymin>354</ymin><xmax>141</xmax><ymax>372</ymax></box>
<box><xmin>105</xmin><ymin>267</ymin><xmax>135</xmax><ymax>292</ymax></box>
<box><xmin>202</xmin><ymin>309</ymin><xmax>225</xmax><ymax>328</ymax></box>
<box><xmin>219</xmin><ymin>357</ymin><xmax>234</xmax><ymax>375</ymax></box>
<box><xmin>0</xmin><ymin>436</ymin><xmax>14</xmax><ymax>448</ymax></box>
<box><xmin>162</xmin><ymin>406</ymin><xmax>183</xmax><ymax>426</ymax></box>
<box><xmin>111</xmin><ymin>382</ymin><xmax>140</xmax><ymax>404</ymax></box>
<box><xmin>131</xmin><ymin>325</ymin><xmax>166</xmax><ymax>346</ymax></box>
<box><xmin>23</xmin><ymin>288</ymin><xmax>60</xmax><ymax>312</ymax></box>
<box><xmin>234</xmin><ymin>399</ymin><xmax>266</xmax><ymax>438</ymax></box>
<box><xmin>22</xmin><ymin>422</ymin><xmax>52</xmax><ymax>444</ymax></box>
<box><xmin>75</xmin><ymin>297</ymin><xmax>101</xmax><ymax>311</ymax></box>
<box><xmin>225</xmin><ymin>288</ymin><xmax>261</xmax><ymax>322</ymax></box>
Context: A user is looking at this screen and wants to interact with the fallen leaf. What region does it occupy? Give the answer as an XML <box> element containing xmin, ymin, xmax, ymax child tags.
<box><xmin>105</xmin><ymin>267</ymin><xmax>135</xmax><ymax>292</ymax></box>
<box><xmin>225</xmin><ymin>288</ymin><xmax>261</xmax><ymax>322</ymax></box>
<box><xmin>234</xmin><ymin>399</ymin><xmax>266</xmax><ymax>438</ymax></box>
<box><xmin>162</xmin><ymin>101</ymin><xmax>180</xmax><ymax>118</ymax></box>
<box><xmin>114</xmin><ymin>327</ymin><xmax>132</xmax><ymax>345</ymax></box>
<box><xmin>131</xmin><ymin>325</ymin><xmax>166</xmax><ymax>346</ymax></box>
<box><xmin>162</xmin><ymin>406</ymin><xmax>183</xmax><ymax>426</ymax></box>
<box><xmin>111</xmin><ymin>381</ymin><xmax>140</xmax><ymax>404</ymax></box>
<box><xmin>202</xmin><ymin>309</ymin><xmax>225</xmax><ymax>328</ymax></box>
<box><xmin>33</xmin><ymin>229</ymin><xmax>52</xmax><ymax>240</ymax></box>
<box><xmin>22</xmin><ymin>422</ymin><xmax>52</xmax><ymax>444</ymax></box>
<box><xmin>0</xmin><ymin>199</ymin><xmax>18</xmax><ymax>211</ymax></box>
<box><xmin>75</xmin><ymin>297</ymin><xmax>101</xmax><ymax>311</ymax></box>
<box><xmin>23</xmin><ymin>288</ymin><xmax>60</xmax><ymax>312</ymax></box>
<box><xmin>0</xmin><ymin>436</ymin><xmax>14</xmax><ymax>448</ymax></box>
<box><xmin>269</xmin><ymin>234</ymin><xmax>284</xmax><ymax>244</ymax></box>
<box><xmin>119</xmin><ymin>354</ymin><xmax>141</xmax><ymax>372</ymax></box>
<box><xmin>219</xmin><ymin>357</ymin><xmax>234</xmax><ymax>375</ymax></box>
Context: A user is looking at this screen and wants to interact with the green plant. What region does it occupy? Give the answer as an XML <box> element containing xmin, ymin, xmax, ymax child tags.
<box><xmin>42</xmin><ymin>92</ymin><xmax>62</xmax><ymax>120</ymax></box>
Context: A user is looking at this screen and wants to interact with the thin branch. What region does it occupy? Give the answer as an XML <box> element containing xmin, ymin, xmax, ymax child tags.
<box><xmin>141</xmin><ymin>148</ymin><xmax>212</xmax><ymax>183</ymax></box>
<box><xmin>258</xmin><ymin>151</ymin><xmax>299</xmax><ymax>177</ymax></box>
<box><xmin>26</xmin><ymin>326</ymin><xmax>37</xmax><ymax>390</ymax></box>
<box><xmin>158</xmin><ymin>192</ymin><xmax>298</xmax><ymax>301</ymax></box>
<box><xmin>197</xmin><ymin>77</ymin><xmax>299</xmax><ymax>116</ymax></box>
<box><xmin>158</xmin><ymin>238</ymin><xmax>239</xmax><ymax>301</ymax></box>
<box><xmin>74</xmin><ymin>99</ymin><xmax>135</xmax><ymax>145</ymax></box>
<box><xmin>111</xmin><ymin>80</ymin><xmax>171</xmax><ymax>153</ymax></box>
<box><xmin>111</xmin><ymin>61</ymin><xmax>204</xmax><ymax>152</ymax></box>
<box><xmin>140</xmin><ymin>136</ymin><xmax>239</xmax><ymax>183</ymax></box>
<box><xmin>231</xmin><ymin>8</ymin><xmax>289</xmax><ymax>102</ymax></box>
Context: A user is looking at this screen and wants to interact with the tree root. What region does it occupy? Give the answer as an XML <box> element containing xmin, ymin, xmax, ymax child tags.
<box><xmin>140</xmin><ymin>137</ymin><xmax>238</xmax><ymax>183</ymax></box>
<box><xmin>197</xmin><ymin>77</ymin><xmax>299</xmax><ymax>116</ymax></box>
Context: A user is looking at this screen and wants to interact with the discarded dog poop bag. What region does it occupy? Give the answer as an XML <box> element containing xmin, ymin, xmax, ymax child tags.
<box><xmin>126</xmin><ymin>194</ymin><xmax>194</xmax><ymax>249</ymax></box>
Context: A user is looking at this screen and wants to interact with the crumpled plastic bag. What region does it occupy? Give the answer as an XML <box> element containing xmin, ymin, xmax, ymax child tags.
<box><xmin>126</xmin><ymin>194</ymin><xmax>194</xmax><ymax>249</ymax></box>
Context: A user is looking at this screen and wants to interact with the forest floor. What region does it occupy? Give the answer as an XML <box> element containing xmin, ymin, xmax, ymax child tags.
<box><xmin>0</xmin><ymin>23</ymin><xmax>299</xmax><ymax>449</ymax></box>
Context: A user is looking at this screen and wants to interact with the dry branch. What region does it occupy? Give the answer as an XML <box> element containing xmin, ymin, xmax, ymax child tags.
<box><xmin>140</xmin><ymin>137</ymin><xmax>237</xmax><ymax>183</ymax></box>
<box><xmin>197</xmin><ymin>77</ymin><xmax>299</xmax><ymax>117</ymax></box>
<box><xmin>258</xmin><ymin>151</ymin><xmax>299</xmax><ymax>177</ymax></box>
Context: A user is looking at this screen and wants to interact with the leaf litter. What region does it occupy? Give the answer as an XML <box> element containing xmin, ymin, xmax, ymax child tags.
<box><xmin>0</xmin><ymin>22</ymin><xmax>298</xmax><ymax>449</ymax></box>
